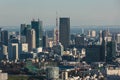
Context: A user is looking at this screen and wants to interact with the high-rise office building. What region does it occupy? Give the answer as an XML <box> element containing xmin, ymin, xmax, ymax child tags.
<box><xmin>106</xmin><ymin>41</ymin><xmax>116</xmax><ymax>62</ymax></box>
<box><xmin>87</xmin><ymin>30</ymin><xmax>91</xmax><ymax>37</ymax></box>
<box><xmin>26</xmin><ymin>29</ymin><xmax>36</xmax><ymax>52</ymax></box>
<box><xmin>20</xmin><ymin>24</ymin><xmax>27</xmax><ymax>36</ymax></box>
<box><xmin>20</xmin><ymin>24</ymin><xmax>31</xmax><ymax>43</ymax></box>
<box><xmin>102</xmin><ymin>30</ymin><xmax>111</xmax><ymax>41</ymax></box>
<box><xmin>19</xmin><ymin>43</ymin><xmax>28</xmax><ymax>54</ymax></box>
<box><xmin>0</xmin><ymin>28</ymin><xmax>2</xmax><ymax>42</ymax></box>
<box><xmin>86</xmin><ymin>45</ymin><xmax>102</xmax><ymax>63</ymax></box>
<box><xmin>75</xmin><ymin>35</ymin><xmax>86</xmax><ymax>46</ymax></box>
<box><xmin>101</xmin><ymin>38</ymin><xmax>115</xmax><ymax>62</ymax></box>
<box><xmin>53</xmin><ymin>43</ymin><xmax>64</xmax><ymax>56</ymax></box>
<box><xmin>0</xmin><ymin>42</ymin><xmax>3</xmax><ymax>60</ymax></box>
<box><xmin>116</xmin><ymin>34</ymin><xmax>120</xmax><ymax>43</ymax></box>
<box><xmin>59</xmin><ymin>17</ymin><xmax>70</xmax><ymax>49</ymax></box>
<box><xmin>91</xmin><ymin>30</ymin><xmax>96</xmax><ymax>37</ymax></box>
<box><xmin>2</xmin><ymin>45</ymin><xmax>8</xmax><ymax>59</ymax></box>
<box><xmin>31</xmin><ymin>19</ymin><xmax>43</xmax><ymax>48</ymax></box>
<box><xmin>1</xmin><ymin>30</ymin><xmax>8</xmax><ymax>46</ymax></box>
<box><xmin>101</xmin><ymin>39</ymin><xmax>107</xmax><ymax>62</ymax></box>
<box><xmin>0</xmin><ymin>42</ymin><xmax>8</xmax><ymax>60</ymax></box>
<box><xmin>43</xmin><ymin>35</ymin><xmax>48</xmax><ymax>48</ymax></box>
<box><xmin>8</xmin><ymin>43</ymin><xmax>19</xmax><ymax>61</ymax></box>
<box><xmin>99</xmin><ymin>30</ymin><xmax>103</xmax><ymax>45</ymax></box>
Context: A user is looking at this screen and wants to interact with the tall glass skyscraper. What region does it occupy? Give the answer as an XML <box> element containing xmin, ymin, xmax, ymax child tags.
<box><xmin>1</xmin><ymin>30</ymin><xmax>8</xmax><ymax>46</ymax></box>
<box><xmin>20</xmin><ymin>24</ymin><xmax>27</xmax><ymax>36</ymax></box>
<box><xmin>31</xmin><ymin>19</ymin><xmax>43</xmax><ymax>48</ymax></box>
<box><xmin>59</xmin><ymin>17</ymin><xmax>70</xmax><ymax>49</ymax></box>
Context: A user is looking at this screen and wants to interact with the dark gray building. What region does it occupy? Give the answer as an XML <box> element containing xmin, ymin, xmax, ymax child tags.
<box><xmin>59</xmin><ymin>17</ymin><xmax>70</xmax><ymax>49</ymax></box>
<box><xmin>86</xmin><ymin>45</ymin><xmax>102</xmax><ymax>63</ymax></box>
<box><xmin>31</xmin><ymin>19</ymin><xmax>43</xmax><ymax>48</ymax></box>
<box><xmin>20</xmin><ymin>24</ymin><xmax>27</xmax><ymax>36</ymax></box>
<box><xmin>20</xmin><ymin>24</ymin><xmax>31</xmax><ymax>43</ymax></box>
<box><xmin>0</xmin><ymin>28</ymin><xmax>2</xmax><ymax>42</ymax></box>
<box><xmin>75</xmin><ymin>35</ymin><xmax>87</xmax><ymax>47</ymax></box>
<box><xmin>106</xmin><ymin>41</ymin><xmax>116</xmax><ymax>62</ymax></box>
<box><xmin>1</xmin><ymin>30</ymin><xmax>8</xmax><ymax>46</ymax></box>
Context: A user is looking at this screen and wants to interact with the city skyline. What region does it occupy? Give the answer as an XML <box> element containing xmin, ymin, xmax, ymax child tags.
<box><xmin>0</xmin><ymin>1</ymin><xmax>120</xmax><ymax>80</ymax></box>
<box><xmin>0</xmin><ymin>0</ymin><xmax>120</xmax><ymax>26</ymax></box>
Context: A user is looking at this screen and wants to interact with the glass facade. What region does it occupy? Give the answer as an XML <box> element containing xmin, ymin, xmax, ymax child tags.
<box><xmin>59</xmin><ymin>18</ymin><xmax>70</xmax><ymax>49</ymax></box>
<box><xmin>31</xmin><ymin>20</ymin><xmax>43</xmax><ymax>48</ymax></box>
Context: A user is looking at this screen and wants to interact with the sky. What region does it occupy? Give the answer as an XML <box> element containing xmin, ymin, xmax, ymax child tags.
<box><xmin>0</xmin><ymin>0</ymin><xmax>120</xmax><ymax>26</ymax></box>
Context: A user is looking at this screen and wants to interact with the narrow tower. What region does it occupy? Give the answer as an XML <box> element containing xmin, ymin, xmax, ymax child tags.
<box><xmin>55</xmin><ymin>12</ymin><xmax>59</xmax><ymax>45</ymax></box>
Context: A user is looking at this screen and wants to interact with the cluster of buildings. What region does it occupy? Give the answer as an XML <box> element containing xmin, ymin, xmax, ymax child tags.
<box><xmin>0</xmin><ymin>17</ymin><xmax>70</xmax><ymax>62</ymax></box>
<box><xmin>0</xmin><ymin>17</ymin><xmax>120</xmax><ymax>79</ymax></box>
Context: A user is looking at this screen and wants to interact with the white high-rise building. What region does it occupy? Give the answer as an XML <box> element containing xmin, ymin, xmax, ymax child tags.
<box><xmin>26</xmin><ymin>29</ymin><xmax>36</xmax><ymax>52</ymax></box>
<box><xmin>21</xmin><ymin>43</ymin><xmax>28</xmax><ymax>52</ymax></box>
<box><xmin>116</xmin><ymin>34</ymin><xmax>120</xmax><ymax>43</ymax></box>
<box><xmin>99</xmin><ymin>30</ymin><xmax>103</xmax><ymax>45</ymax></box>
<box><xmin>91</xmin><ymin>30</ymin><xmax>96</xmax><ymax>37</ymax></box>
<box><xmin>19</xmin><ymin>43</ymin><xmax>28</xmax><ymax>54</ymax></box>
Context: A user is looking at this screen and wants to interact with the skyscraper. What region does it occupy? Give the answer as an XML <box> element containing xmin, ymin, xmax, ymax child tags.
<box><xmin>0</xmin><ymin>42</ymin><xmax>8</xmax><ymax>60</ymax></box>
<box><xmin>26</xmin><ymin>29</ymin><xmax>36</xmax><ymax>52</ymax></box>
<box><xmin>59</xmin><ymin>17</ymin><xmax>70</xmax><ymax>49</ymax></box>
<box><xmin>8</xmin><ymin>43</ymin><xmax>19</xmax><ymax>61</ymax></box>
<box><xmin>31</xmin><ymin>19</ymin><xmax>43</xmax><ymax>48</ymax></box>
<box><xmin>20</xmin><ymin>24</ymin><xmax>27</xmax><ymax>36</ymax></box>
<box><xmin>19</xmin><ymin>43</ymin><xmax>28</xmax><ymax>54</ymax></box>
<box><xmin>43</xmin><ymin>34</ymin><xmax>48</xmax><ymax>48</ymax></box>
<box><xmin>1</xmin><ymin>30</ymin><xmax>8</xmax><ymax>46</ymax></box>
<box><xmin>86</xmin><ymin>45</ymin><xmax>101</xmax><ymax>63</ymax></box>
<box><xmin>102</xmin><ymin>30</ymin><xmax>111</xmax><ymax>41</ymax></box>
<box><xmin>116</xmin><ymin>34</ymin><xmax>120</xmax><ymax>43</ymax></box>
<box><xmin>20</xmin><ymin>24</ymin><xmax>31</xmax><ymax>43</ymax></box>
<box><xmin>75</xmin><ymin>35</ymin><xmax>86</xmax><ymax>47</ymax></box>
<box><xmin>99</xmin><ymin>30</ymin><xmax>103</xmax><ymax>45</ymax></box>
<box><xmin>0</xmin><ymin>28</ymin><xmax>2</xmax><ymax>42</ymax></box>
<box><xmin>91</xmin><ymin>30</ymin><xmax>96</xmax><ymax>37</ymax></box>
<box><xmin>106</xmin><ymin>41</ymin><xmax>116</xmax><ymax>62</ymax></box>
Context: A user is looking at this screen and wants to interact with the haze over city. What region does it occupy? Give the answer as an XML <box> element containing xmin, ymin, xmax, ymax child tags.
<box><xmin>0</xmin><ymin>0</ymin><xmax>120</xmax><ymax>26</ymax></box>
<box><xmin>1</xmin><ymin>0</ymin><xmax>120</xmax><ymax>80</ymax></box>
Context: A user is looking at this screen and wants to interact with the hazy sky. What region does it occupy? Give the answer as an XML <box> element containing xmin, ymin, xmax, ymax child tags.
<box><xmin>0</xmin><ymin>0</ymin><xmax>120</xmax><ymax>26</ymax></box>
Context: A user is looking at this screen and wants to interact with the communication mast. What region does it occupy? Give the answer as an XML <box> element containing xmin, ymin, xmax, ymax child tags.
<box><xmin>55</xmin><ymin>12</ymin><xmax>59</xmax><ymax>44</ymax></box>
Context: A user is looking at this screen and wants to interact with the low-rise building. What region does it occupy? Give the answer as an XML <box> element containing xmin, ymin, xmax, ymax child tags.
<box><xmin>0</xmin><ymin>70</ymin><xmax>8</xmax><ymax>80</ymax></box>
